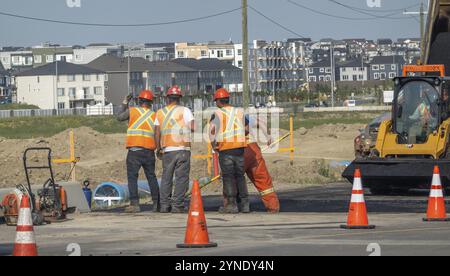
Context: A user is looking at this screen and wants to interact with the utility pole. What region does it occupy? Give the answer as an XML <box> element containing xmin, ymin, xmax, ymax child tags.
<box><xmin>242</xmin><ymin>0</ymin><xmax>250</xmax><ymax>108</ymax></box>
<box><xmin>330</xmin><ymin>43</ymin><xmax>335</xmax><ymax>108</ymax></box>
<box><xmin>404</xmin><ymin>1</ymin><xmax>428</xmax><ymax>52</ymax></box>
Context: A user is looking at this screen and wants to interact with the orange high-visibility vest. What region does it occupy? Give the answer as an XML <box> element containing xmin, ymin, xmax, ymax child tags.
<box><xmin>214</xmin><ymin>106</ymin><xmax>246</xmax><ymax>152</ymax></box>
<box><xmin>156</xmin><ymin>104</ymin><xmax>191</xmax><ymax>148</ymax></box>
<box><xmin>126</xmin><ymin>107</ymin><xmax>156</xmax><ymax>150</ymax></box>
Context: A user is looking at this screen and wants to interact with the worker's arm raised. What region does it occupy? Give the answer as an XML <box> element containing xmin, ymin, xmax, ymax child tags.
<box><xmin>117</xmin><ymin>94</ymin><xmax>132</xmax><ymax>122</ymax></box>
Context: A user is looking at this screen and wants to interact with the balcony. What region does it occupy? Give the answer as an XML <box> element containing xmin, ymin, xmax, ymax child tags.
<box><xmin>69</xmin><ymin>94</ymin><xmax>95</xmax><ymax>101</ymax></box>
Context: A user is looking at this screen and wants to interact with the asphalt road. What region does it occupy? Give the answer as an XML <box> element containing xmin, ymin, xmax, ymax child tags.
<box><xmin>1</xmin><ymin>183</ymin><xmax>449</xmax><ymax>256</ymax></box>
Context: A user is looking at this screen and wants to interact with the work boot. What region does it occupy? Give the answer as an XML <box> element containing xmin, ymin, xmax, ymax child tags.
<box><xmin>160</xmin><ymin>206</ymin><xmax>171</xmax><ymax>213</ymax></box>
<box><xmin>239</xmin><ymin>198</ymin><xmax>251</xmax><ymax>214</ymax></box>
<box><xmin>124</xmin><ymin>204</ymin><xmax>141</xmax><ymax>214</ymax></box>
<box><xmin>219</xmin><ymin>198</ymin><xmax>239</xmax><ymax>214</ymax></box>
<box><xmin>152</xmin><ymin>200</ymin><xmax>160</xmax><ymax>213</ymax></box>
<box><xmin>171</xmin><ymin>206</ymin><xmax>187</xmax><ymax>214</ymax></box>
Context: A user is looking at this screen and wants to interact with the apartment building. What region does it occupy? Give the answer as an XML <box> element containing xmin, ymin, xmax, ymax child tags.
<box><xmin>73</xmin><ymin>43</ymin><xmax>123</xmax><ymax>64</ymax></box>
<box><xmin>32</xmin><ymin>44</ymin><xmax>74</xmax><ymax>68</ymax></box>
<box><xmin>175</xmin><ymin>42</ymin><xmax>243</xmax><ymax>68</ymax></box>
<box><xmin>15</xmin><ymin>61</ymin><xmax>106</xmax><ymax>109</ymax></box>
<box><xmin>250</xmin><ymin>39</ymin><xmax>306</xmax><ymax>92</ymax></box>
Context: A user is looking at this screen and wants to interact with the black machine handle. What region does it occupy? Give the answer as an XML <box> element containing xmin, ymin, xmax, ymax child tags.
<box><xmin>23</xmin><ymin>147</ymin><xmax>60</xmax><ymax>213</ymax></box>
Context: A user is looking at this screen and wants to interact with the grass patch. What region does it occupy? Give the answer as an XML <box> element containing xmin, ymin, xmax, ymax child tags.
<box><xmin>0</xmin><ymin>104</ymin><xmax>40</xmax><ymax>110</ymax></box>
<box><xmin>280</xmin><ymin>111</ymin><xmax>383</xmax><ymax>130</ymax></box>
<box><xmin>0</xmin><ymin>116</ymin><xmax>127</xmax><ymax>139</ymax></box>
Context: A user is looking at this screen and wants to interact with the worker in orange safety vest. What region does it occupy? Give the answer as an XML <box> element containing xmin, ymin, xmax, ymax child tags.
<box><xmin>117</xmin><ymin>90</ymin><xmax>160</xmax><ymax>213</ymax></box>
<box><xmin>210</xmin><ymin>88</ymin><xmax>248</xmax><ymax>214</ymax></box>
<box><xmin>155</xmin><ymin>85</ymin><xmax>195</xmax><ymax>213</ymax></box>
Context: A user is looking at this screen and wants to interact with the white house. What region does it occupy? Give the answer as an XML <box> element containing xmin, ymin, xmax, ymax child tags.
<box><xmin>15</xmin><ymin>61</ymin><xmax>106</xmax><ymax>110</ymax></box>
<box><xmin>339</xmin><ymin>58</ymin><xmax>369</xmax><ymax>82</ymax></box>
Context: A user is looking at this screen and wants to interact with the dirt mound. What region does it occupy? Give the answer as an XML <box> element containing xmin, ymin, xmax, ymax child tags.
<box><xmin>0</xmin><ymin>123</ymin><xmax>362</xmax><ymax>192</ymax></box>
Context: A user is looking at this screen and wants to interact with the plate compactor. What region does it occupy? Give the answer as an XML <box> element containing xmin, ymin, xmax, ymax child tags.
<box><xmin>1</xmin><ymin>148</ymin><xmax>71</xmax><ymax>226</ymax></box>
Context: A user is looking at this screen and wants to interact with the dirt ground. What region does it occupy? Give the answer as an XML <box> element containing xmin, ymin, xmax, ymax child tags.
<box><xmin>0</xmin><ymin>124</ymin><xmax>362</xmax><ymax>193</ymax></box>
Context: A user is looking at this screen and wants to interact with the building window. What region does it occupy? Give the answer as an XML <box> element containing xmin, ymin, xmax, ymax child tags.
<box><xmin>238</xmin><ymin>49</ymin><xmax>242</xmax><ymax>56</ymax></box>
<box><xmin>226</xmin><ymin>49</ymin><xmax>233</xmax><ymax>56</ymax></box>
<box><xmin>58</xmin><ymin>102</ymin><xmax>65</xmax><ymax>109</ymax></box>
<box><xmin>309</xmin><ymin>76</ymin><xmax>317</xmax><ymax>82</ymax></box>
<box><xmin>238</xmin><ymin>61</ymin><xmax>243</xmax><ymax>67</ymax></box>
<box><xmin>105</xmin><ymin>74</ymin><xmax>109</xmax><ymax>81</ymax></box>
<box><xmin>96</xmin><ymin>74</ymin><xmax>101</xmax><ymax>81</ymax></box>
<box><xmin>75</xmin><ymin>55</ymin><xmax>82</xmax><ymax>62</ymax></box>
<box><xmin>83</xmin><ymin>74</ymin><xmax>91</xmax><ymax>81</ymax></box>
<box><xmin>217</xmin><ymin>50</ymin><xmax>224</xmax><ymax>58</ymax></box>
<box><xmin>177</xmin><ymin>51</ymin><xmax>185</xmax><ymax>58</ymax></box>
<box><xmin>69</xmin><ymin>88</ymin><xmax>76</xmax><ymax>97</ymax></box>
<box><xmin>68</xmin><ymin>75</ymin><xmax>76</xmax><ymax>82</ymax></box>
<box><xmin>201</xmin><ymin>50</ymin><xmax>207</xmax><ymax>57</ymax></box>
<box><xmin>83</xmin><ymin>87</ymin><xmax>91</xmax><ymax>98</ymax></box>
<box><xmin>391</xmin><ymin>64</ymin><xmax>397</xmax><ymax>70</ymax></box>
<box><xmin>57</xmin><ymin>88</ymin><xmax>65</xmax><ymax>97</ymax></box>
<box><xmin>34</xmin><ymin>55</ymin><xmax>42</xmax><ymax>63</ymax></box>
<box><xmin>94</xmin><ymin>87</ymin><xmax>103</xmax><ymax>95</ymax></box>
<box><xmin>389</xmin><ymin>72</ymin><xmax>396</xmax><ymax>79</ymax></box>
<box><xmin>380</xmin><ymin>73</ymin><xmax>386</xmax><ymax>80</ymax></box>
<box><xmin>372</xmin><ymin>65</ymin><xmax>379</xmax><ymax>71</ymax></box>
<box><xmin>325</xmin><ymin>68</ymin><xmax>331</xmax><ymax>73</ymax></box>
<box><xmin>343</xmin><ymin>75</ymin><xmax>349</xmax><ymax>81</ymax></box>
<box><xmin>380</xmin><ymin>65</ymin><xmax>385</xmax><ymax>70</ymax></box>
<box><xmin>46</xmin><ymin>55</ymin><xmax>54</xmax><ymax>63</ymax></box>
<box><xmin>374</xmin><ymin>73</ymin><xmax>380</xmax><ymax>80</ymax></box>
<box><xmin>37</xmin><ymin>76</ymin><xmax>40</xmax><ymax>83</ymax></box>
<box><xmin>353</xmin><ymin>75</ymin><xmax>358</xmax><ymax>81</ymax></box>
<box><xmin>12</xmin><ymin>56</ymin><xmax>20</xmax><ymax>65</ymax></box>
<box><xmin>320</xmin><ymin>68</ymin><xmax>325</xmax><ymax>73</ymax></box>
<box><xmin>309</xmin><ymin>68</ymin><xmax>314</xmax><ymax>74</ymax></box>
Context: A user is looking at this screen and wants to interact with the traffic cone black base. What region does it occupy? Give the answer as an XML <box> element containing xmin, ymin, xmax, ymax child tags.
<box><xmin>340</xmin><ymin>225</ymin><xmax>376</xmax><ymax>230</ymax></box>
<box><xmin>423</xmin><ymin>218</ymin><xmax>450</xmax><ymax>222</ymax></box>
<box><xmin>177</xmin><ymin>243</ymin><xmax>218</xmax><ymax>249</ymax></box>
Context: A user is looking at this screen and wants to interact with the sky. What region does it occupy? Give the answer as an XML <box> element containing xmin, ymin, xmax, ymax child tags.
<box><xmin>0</xmin><ymin>0</ymin><xmax>426</xmax><ymax>47</ymax></box>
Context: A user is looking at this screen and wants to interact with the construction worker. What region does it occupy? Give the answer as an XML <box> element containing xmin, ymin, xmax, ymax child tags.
<box><xmin>155</xmin><ymin>85</ymin><xmax>194</xmax><ymax>213</ymax></box>
<box><xmin>117</xmin><ymin>90</ymin><xmax>160</xmax><ymax>213</ymax></box>
<box><xmin>210</xmin><ymin>88</ymin><xmax>248</xmax><ymax>214</ymax></box>
<box><xmin>244</xmin><ymin>114</ymin><xmax>280</xmax><ymax>213</ymax></box>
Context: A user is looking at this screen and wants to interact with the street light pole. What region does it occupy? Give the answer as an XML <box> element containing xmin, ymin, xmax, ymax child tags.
<box><xmin>242</xmin><ymin>0</ymin><xmax>250</xmax><ymax>108</ymax></box>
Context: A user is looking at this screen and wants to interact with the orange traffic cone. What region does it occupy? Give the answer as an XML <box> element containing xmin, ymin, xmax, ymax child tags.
<box><xmin>177</xmin><ymin>180</ymin><xmax>218</xmax><ymax>248</ymax></box>
<box><xmin>341</xmin><ymin>169</ymin><xmax>375</xmax><ymax>230</ymax></box>
<box><xmin>423</xmin><ymin>166</ymin><xmax>450</xmax><ymax>222</ymax></box>
<box><xmin>13</xmin><ymin>195</ymin><xmax>38</xmax><ymax>256</ymax></box>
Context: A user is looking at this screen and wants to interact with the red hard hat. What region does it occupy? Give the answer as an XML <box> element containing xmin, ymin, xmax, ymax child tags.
<box><xmin>214</xmin><ymin>88</ymin><xmax>230</xmax><ymax>101</ymax></box>
<box><xmin>167</xmin><ymin>85</ymin><xmax>183</xmax><ymax>97</ymax></box>
<box><xmin>138</xmin><ymin>90</ymin><xmax>154</xmax><ymax>101</ymax></box>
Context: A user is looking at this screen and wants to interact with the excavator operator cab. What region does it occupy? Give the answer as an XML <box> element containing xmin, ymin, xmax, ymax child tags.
<box><xmin>393</xmin><ymin>77</ymin><xmax>445</xmax><ymax>144</ymax></box>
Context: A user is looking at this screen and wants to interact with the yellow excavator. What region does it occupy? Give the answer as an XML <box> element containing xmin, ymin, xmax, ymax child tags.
<box><xmin>343</xmin><ymin>0</ymin><xmax>450</xmax><ymax>194</ymax></box>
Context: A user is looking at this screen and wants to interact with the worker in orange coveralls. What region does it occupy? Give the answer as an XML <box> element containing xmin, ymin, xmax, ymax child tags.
<box><xmin>244</xmin><ymin>114</ymin><xmax>280</xmax><ymax>213</ymax></box>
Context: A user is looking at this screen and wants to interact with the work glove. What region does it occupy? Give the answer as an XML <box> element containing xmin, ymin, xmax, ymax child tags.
<box><xmin>123</xmin><ymin>94</ymin><xmax>133</xmax><ymax>105</ymax></box>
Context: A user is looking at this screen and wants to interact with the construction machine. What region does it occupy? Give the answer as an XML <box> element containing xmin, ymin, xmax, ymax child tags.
<box><xmin>1</xmin><ymin>148</ymin><xmax>70</xmax><ymax>225</ymax></box>
<box><xmin>342</xmin><ymin>0</ymin><xmax>450</xmax><ymax>194</ymax></box>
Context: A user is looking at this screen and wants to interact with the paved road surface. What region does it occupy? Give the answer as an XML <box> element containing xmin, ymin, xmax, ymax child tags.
<box><xmin>1</xmin><ymin>183</ymin><xmax>449</xmax><ymax>256</ymax></box>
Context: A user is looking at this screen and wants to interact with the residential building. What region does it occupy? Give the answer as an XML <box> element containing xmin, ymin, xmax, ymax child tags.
<box><xmin>250</xmin><ymin>40</ymin><xmax>306</xmax><ymax>92</ymax></box>
<box><xmin>175</xmin><ymin>42</ymin><xmax>243</xmax><ymax>68</ymax></box>
<box><xmin>0</xmin><ymin>63</ymin><xmax>11</xmax><ymax>102</ymax></box>
<box><xmin>307</xmin><ymin>60</ymin><xmax>333</xmax><ymax>82</ymax></box>
<box><xmin>172</xmin><ymin>58</ymin><xmax>243</xmax><ymax>94</ymax></box>
<box><xmin>87</xmin><ymin>54</ymin><xmax>152</xmax><ymax>106</ymax></box>
<box><xmin>0</xmin><ymin>50</ymin><xmax>34</xmax><ymax>71</ymax></box>
<box><xmin>338</xmin><ymin>58</ymin><xmax>369</xmax><ymax>82</ymax></box>
<box><xmin>124</xmin><ymin>43</ymin><xmax>174</xmax><ymax>62</ymax></box>
<box><xmin>73</xmin><ymin>44</ymin><xmax>123</xmax><ymax>64</ymax></box>
<box><xmin>15</xmin><ymin>61</ymin><xmax>106</xmax><ymax>109</ymax></box>
<box><xmin>31</xmin><ymin>44</ymin><xmax>74</xmax><ymax>68</ymax></box>
<box><xmin>369</xmin><ymin>55</ymin><xmax>405</xmax><ymax>81</ymax></box>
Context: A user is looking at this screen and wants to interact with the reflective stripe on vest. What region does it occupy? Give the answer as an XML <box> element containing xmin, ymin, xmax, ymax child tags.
<box><xmin>158</xmin><ymin>105</ymin><xmax>191</xmax><ymax>147</ymax></box>
<box><xmin>126</xmin><ymin>107</ymin><xmax>156</xmax><ymax>149</ymax></box>
<box><xmin>260</xmin><ymin>188</ymin><xmax>275</xmax><ymax>196</ymax></box>
<box><xmin>216</xmin><ymin>107</ymin><xmax>245</xmax><ymax>141</ymax></box>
